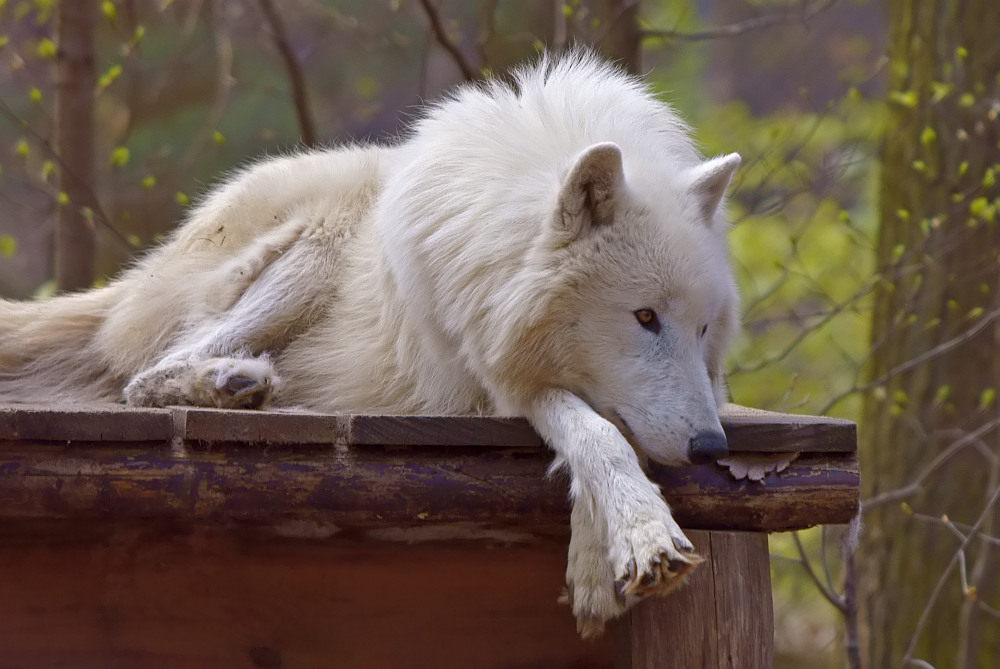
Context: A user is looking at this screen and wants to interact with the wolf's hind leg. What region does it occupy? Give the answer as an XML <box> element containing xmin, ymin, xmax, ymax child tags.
<box><xmin>124</xmin><ymin>355</ymin><xmax>277</xmax><ymax>409</ymax></box>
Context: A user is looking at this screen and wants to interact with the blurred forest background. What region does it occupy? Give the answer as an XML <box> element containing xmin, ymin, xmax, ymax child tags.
<box><xmin>0</xmin><ymin>1</ymin><xmax>997</xmax><ymax>667</ymax></box>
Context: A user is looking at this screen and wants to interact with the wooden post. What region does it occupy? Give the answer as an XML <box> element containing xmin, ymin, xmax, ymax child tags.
<box><xmin>617</xmin><ymin>531</ymin><xmax>773</xmax><ymax>668</ymax></box>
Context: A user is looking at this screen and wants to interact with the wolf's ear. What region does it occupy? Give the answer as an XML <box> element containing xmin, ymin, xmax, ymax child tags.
<box><xmin>555</xmin><ymin>142</ymin><xmax>624</xmax><ymax>242</ymax></box>
<box><xmin>688</xmin><ymin>153</ymin><xmax>740</xmax><ymax>226</ymax></box>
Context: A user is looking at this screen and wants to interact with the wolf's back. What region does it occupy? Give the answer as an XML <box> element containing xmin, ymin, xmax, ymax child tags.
<box><xmin>0</xmin><ymin>287</ymin><xmax>125</xmax><ymax>403</ymax></box>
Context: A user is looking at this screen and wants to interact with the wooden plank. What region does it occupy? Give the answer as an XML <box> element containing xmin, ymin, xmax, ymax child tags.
<box><xmin>347</xmin><ymin>415</ymin><xmax>543</xmax><ymax>447</ymax></box>
<box><xmin>173</xmin><ymin>406</ymin><xmax>345</xmax><ymax>445</ymax></box>
<box><xmin>0</xmin><ymin>403</ymin><xmax>857</xmax><ymax>453</ymax></box>
<box><xmin>622</xmin><ymin>531</ymin><xmax>772</xmax><ymax>669</ymax></box>
<box><xmin>0</xmin><ymin>404</ymin><xmax>172</xmax><ymax>442</ymax></box>
<box><xmin>0</xmin><ymin>521</ymin><xmax>613</xmax><ymax>669</ymax></box>
<box><xmin>720</xmin><ymin>404</ymin><xmax>857</xmax><ymax>454</ymax></box>
<box><xmin>0</xmin><ymin>440</ymin><xmax>859</xmax><ymax>532</ymax></box>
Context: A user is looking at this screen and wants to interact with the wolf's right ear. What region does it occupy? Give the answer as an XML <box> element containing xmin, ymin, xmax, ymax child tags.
<box><xmin>554</xmin><ymin>142</ymin><xmax>624</xmax><ymax>243</ymax></box>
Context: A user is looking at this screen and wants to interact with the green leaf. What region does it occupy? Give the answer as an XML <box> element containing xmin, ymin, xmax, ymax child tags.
<box><xmin>0</xmin><ymin>234</ymin><xmax>17</xmax><ymax>257</ymax></box>
<box><xmin>15</xmin><ymin>138</ymin><xmax>28</xmax><ymax>158</ymax></box>
<box><xmin>29</xmin><ymin>86</ymin><xmax>41</xmax><ymax>103</ymax></box>
<box><xmin>889</xmin><ymin>90</ymin><xmax>918</xmax><ymax>108</ymax></box>
<box><xmin>97</xmin><ymin>63</ymin><xmax>122</xmax><ymax>91</ymax></box>
<box><xmin>36</xmin><ymin>37</ymin><xmax>55</xmax><ymax>59</ymax></box>
<box><xmin>212</xmin><ymin>130</ymin><xmax>225</xmax><ymax>146</ymax></box>
<box><xmin>141</xmin><ymin>175</ymin><xmax>156</xmax><ymax>189</ymax></box>
<box><xmin>109</xmin><ymin>146</ymin><xmax>130</xmax><ymax>167</ymax></box>
<box><xmin>101</xmin><ymin>1</ymin><xmax>116</xmax><ymax>21</ymax></box>
<box><xmin>979</xmin><ymin>388</ymin><xmax>996</xmax><ymax>411</ymax></box>
<box><xmin>175</xmin><ymin>191</ymin><xmax>189</xmax><ymax>205</ymax></box>
<box><xmin>969</xmin><ymin>196</ymin><xmax>995</xmax><ymax>221</ymax></box>
<box><xmin>920</xmin><ymin>126</ymin><xmax>936</xmax><ymax>146</ymax></box>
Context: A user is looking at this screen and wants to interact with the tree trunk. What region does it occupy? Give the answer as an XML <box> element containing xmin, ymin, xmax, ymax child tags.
<box><xmin>859</xmin><ymin>1</ymin><xmax>1000</xmax><ymax>667</ymax></box>
<box><xmin>54</xmin><ymin>0</ymin><xmax>97</xmax><ymax>292</ymax></box>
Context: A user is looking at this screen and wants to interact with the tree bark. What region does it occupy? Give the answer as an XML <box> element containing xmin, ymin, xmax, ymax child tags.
<box><xmin>859</xmin><ymin>1</ymin><xmax>1000</xmax><ymax>667</ymax></box>
<box><xmin>54</xmin><ymin>0</ymin><xmax>97</xmax><ymax>292</ymax></box>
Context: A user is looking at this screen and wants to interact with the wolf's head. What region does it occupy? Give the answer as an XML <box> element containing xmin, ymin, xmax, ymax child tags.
<box><xmin>525</xmin><ymin>142</ymin><xmax>740</xmax><ymax>466</ymax></box>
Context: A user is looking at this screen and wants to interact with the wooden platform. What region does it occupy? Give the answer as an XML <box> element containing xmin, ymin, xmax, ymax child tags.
<box><xmin>0</xmin><ymin>403</ymin><xmax>858</xmax><ymax>668</ymax></box>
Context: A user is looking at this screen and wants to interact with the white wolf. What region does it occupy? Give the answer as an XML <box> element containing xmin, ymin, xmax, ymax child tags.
<box><xmin>0</xmin><ymin>53</ymin><xmax>740</xmax><ymax>636</ymax></box>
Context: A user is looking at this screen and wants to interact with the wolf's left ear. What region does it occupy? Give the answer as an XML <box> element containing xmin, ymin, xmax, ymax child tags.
<box><xmin>556</xmin><ymin>142</ymin><xmax>624</xmax><ymax>243</ymax></box>
<box><xmin>688</xmin><ymin>153</ymin><xmax>741</xmax><ymax>226</ymax></box>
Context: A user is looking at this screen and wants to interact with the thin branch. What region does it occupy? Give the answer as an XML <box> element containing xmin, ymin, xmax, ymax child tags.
<box><xmin>257</xmin><ymin>0</ymin><xmax>317</xmax><ymax>147</ymax></box>
<box><xmin>641</xmin><ymin>0</ymin><xmax>838</xmax><ymax>43</ymax></box>
<box><xmin>0</xmin><ymin>100</ymin><xmax>129</xmax><ymax>251</ymax></box>
<box><xmin>416</xmin><ymin>0</ymin><xmax>479</xmax><ymax>81</ymax></box>
<box><xmin>902</xmin><ymin>482</ymin><xmax>1000</xmax><ymax>664</ymax></box>
<box><xmin>791</xmin><ymin>531</ymin><xmax>846</xmax><ymax>611</ymax></box>
<box><xmin>862</xmin><ymin>418</ymin><xmax>1000</xmax><ymax>511</ymax></box>
<box><xmin>821</xmin><ymin>306</ymin><xmax>1000</xmax><ymax>414</ymax></box>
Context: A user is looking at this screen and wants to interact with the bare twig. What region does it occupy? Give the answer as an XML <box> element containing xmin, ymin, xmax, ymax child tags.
<box><xmin>0</xmin><ymin>100</ymin><xmax>128</xmax><ymax>251</ymax></box>
<box><xmin>791</xmin><ymin>531</ymin><xmax>846</xmax><ymax>611</ymax></box>
<box><xmin>416</xmin><ymin>0</ymin><xmax>479</xmax><ymax>81</ymax></box>
<box><xmin>821</xmin><ymin>306</ymin><xmax>1000</xmax><ymax>414</ymax></box>
<box><xmin>257</xmin><ymin>0</ymin><xmax>317</xmax><ymax>147</ymax></box>
<box><xmin>902</xmin><ymin>482</ymin><xmax>1000</xmax><ymax>665</ymax></box>
<box><xmin>862</xmin><ymin>419</ymin><xmax>1000</xmax><ymax>511</ymax></box>
<box><xmin>641</xmin><ymin>0</ymin><xmax>838</xmax><ymax>43</ymax></box>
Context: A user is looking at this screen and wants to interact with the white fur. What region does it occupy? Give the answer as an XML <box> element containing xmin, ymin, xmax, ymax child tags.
<box><xmin>0</xmin><ymin>52</ymin><xmax>740</xmax><ymax>634</ymax></box>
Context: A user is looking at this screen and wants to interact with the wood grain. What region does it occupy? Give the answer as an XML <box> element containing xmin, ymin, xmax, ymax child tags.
<box><xmin>0</xmin><ymin>440</ymin><xmax>858</xmax><ymax>533</ymax></box>
<box><xmin>0</xmin><ymin>522</ymin><xmax>613</xmax><ymax>669</ymax></box>
<box><xmin>0</xmin><ymin>403</ymin><xmax>857</xmax><ymax>452</ymax></box>
<box><xmin>622</xmin><ymin>531</ymin><xmax>772</xmax><ymax>669</ymax></box>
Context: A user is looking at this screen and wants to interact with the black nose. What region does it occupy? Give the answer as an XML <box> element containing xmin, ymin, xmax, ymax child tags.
<box><xmin>688</xmin><ymin>431</ymin><xmax>729</xmax><ymax>464</ymax></box>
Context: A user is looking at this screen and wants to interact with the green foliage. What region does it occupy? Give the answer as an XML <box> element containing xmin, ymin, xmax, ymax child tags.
<box><xmin>0</xmin><ymin>234</ymin><xmax>16</xmax><ymax>257</ymax></box>
<box><xmin>691</xmin><ymin>93</ymin><xmax>883</xmax><ymax>419</ymax></box>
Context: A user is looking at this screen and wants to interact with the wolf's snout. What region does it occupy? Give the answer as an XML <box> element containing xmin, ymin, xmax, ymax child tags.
<box><xmin>688</xmin><ymin>431</ymin><xmax>728</xmax><ymax>464</ymax></box>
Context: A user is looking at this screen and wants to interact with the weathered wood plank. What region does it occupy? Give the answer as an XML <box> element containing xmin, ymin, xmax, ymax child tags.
<box><xmin>347</xmin><ymin>414</ymin><xmax>543</xmax><ymax>447</ymax></box>
<box><xmin>720</xmin><ymin>404</ymin><xmax>856</xmax><ymax>454</ymax></box>
<box><xmin>173</xmin><ymin>406</ymin><xmax>346</xmax><ymax>445</ymax></box>
<box><xmin>622</xmin><ymin>531</ymin><xmax>772</xmax><ymax>669</ymax></box>
<box><xmin>0</xmin><ymin>404</ymin><xmax>172</xmax><ymax>442</ymax></box>
<box><xmin>0</xmin><ymin>403</ymin><xmax>857</xmax><ymax>453</ymax></box>
<box><xmin>0</xmin><ymin>439</ymin><xmax>858</xmax><ymax>532</ymax></box>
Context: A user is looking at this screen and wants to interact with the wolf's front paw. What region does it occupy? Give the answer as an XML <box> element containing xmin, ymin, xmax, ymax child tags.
<box><xmin>609</xmin><ymin>501</ymin><xmax>702</xmax><ymax>602</ymax></box>
<box><xmin>562</xmin><ymin>523</ymin><xmax>622</xmax><ymax>639</ymax></box>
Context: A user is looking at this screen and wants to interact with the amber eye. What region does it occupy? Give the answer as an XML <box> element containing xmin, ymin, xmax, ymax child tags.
<box><xmin>634</xmin><ymin>309</ymin><xmax>661</xmax><ymax>334</ymax></box>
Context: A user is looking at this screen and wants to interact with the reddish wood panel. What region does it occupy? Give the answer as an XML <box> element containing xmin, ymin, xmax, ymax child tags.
<box><xmin>0</xmin><ymin>521</ymin><xmax>613</xmax><ymax>669</ymax></box>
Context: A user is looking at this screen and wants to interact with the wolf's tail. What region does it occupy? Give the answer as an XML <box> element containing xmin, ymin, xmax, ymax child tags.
<box><xmin>0</xmin><ymin>287</ymin><xmax>125</xmax><ymax>403</ymax></box>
